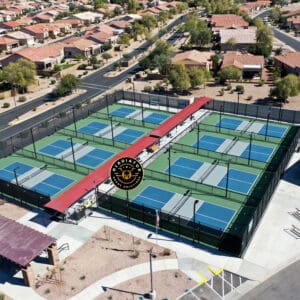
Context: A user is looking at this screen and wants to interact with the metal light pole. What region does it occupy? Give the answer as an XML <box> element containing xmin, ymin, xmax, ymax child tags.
<box><xmin>13</xmin><ymin>167</ymin><xmax>20</xmax><ymax>186</ymax></box>
<box><xmin>168</xmin><ymin>146</ymin><xmax>171</xmax><ymax>182</ymax></box>
<box><xmin>197</xmin><ymin>125</ymin><xmax>200</xmax><ymax>155</ymax></box>
<box><xmin>193</xmin><ymin>199</ymin><xmax>199</xmax><ymax>243</ymax></box>
<box><xmin>237</xmin><ymin>91</ymin><xmax>241</xmax><ymax>114</ymax></box>
<box><xmin>110</xmin><ymin>116</ymin><xmax>115</xmax><ymax>146</ymax></box>
<box><xmin>30</xmin><ymin>128</ymin><xmax>37</xmax><ymax>158</ymax></box>
<box><xmin>248</xmin><ymin>133</ymin><xmax>253</xmax><ymax>165</ymax></box>
<box><xmin>265</xmin><ymin>112</ymin><xmax>270</xmax><ymax>141</ymax></box>
<box><xmin>219</xmin><ymin>104</ymin><xmax>223</xmax><ymax>133</ymax></box>
<box><xmin>72</xmin><ymin>107</ymin><xmax>77</xmax><ymax>135</ymax></box>
<box><xmin>149</xmin><ymin>248</ymin><xmax>156</xmax><ymax>299</ymax></box>
<box><xmin>225</xmin><ymin>160</ymin><xmax>230</xmax><ymax>198</ymax></box>
<box><xmin>132</xmin><ymin>81</ymin><xmax>136</xmax><ymax>107</ymax></box>
<box><xmin>69</xmin><ymin>137</ymin><xmax>76</xmax><ymax>170</ymax></box>
<box><xmin>106</xmin><ymin>94</ymin><xmax>109</xmax><ymax>116</ymax></box>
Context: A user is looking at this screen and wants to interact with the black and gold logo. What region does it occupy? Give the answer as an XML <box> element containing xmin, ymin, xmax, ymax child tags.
<box><xmin>110</xmin><ymin>157</ymin><xmax>144</xmax><ymax>190</ymax></box>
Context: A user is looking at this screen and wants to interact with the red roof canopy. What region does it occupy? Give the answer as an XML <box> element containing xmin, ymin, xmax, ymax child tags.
<box><xmin>0</xmin><ymin>215</ymin><xmax>55</xmax><ymax>267</ymax></box>
<box><xmin>45</xmin><ymin>136</ymin><xmax>158</xmax><ymax>213</ymax></box>
<box><xmin>150</xmin><ymin>97</ymin><xmax>212</xmax><ymax>138</ymax></box>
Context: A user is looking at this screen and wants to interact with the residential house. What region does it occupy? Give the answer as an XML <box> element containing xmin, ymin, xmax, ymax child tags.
<box><xmin>0</xmin><ymin>36</ymin><xmax>19</xmax><ymax>52</ymax></box>
<box><xmin>209</xmin><ymin>14</ymin><xmax>249</xmax><ymax>33</ymax></box>
<box><xmin>16</xmin><ymin>17</ymin><xmax>35</xmax><ymax>27</ymax></box>
<box><xmin>282</xmin><ymin>9</ymin><xmax>300</xmax><ymax>19</ymax></box>
<box><xmin>171</xmin><ymin>50</ymin><xmax>213</xmax><ymax>70</ymax></box>
<box><xmin>85</xmin><ymin>24</ymin><xmax>119</xmax><ymax>43</ymax></box>
<box><xmin>63</xmin><ymin>37</ymin><xmax>101</xmax><ymax>58</ymax></box>
<box><xmin>73</xmin><ymin>12</ymin><xmax>103</xmax><ymax>25</ymax></box>
<box><xmin>56</xmin><ymin>18</ymin><xmax>84</xmax><ymax>29</ymax></box>
<box><xmin>5</xmin><ymin>31</ymin><xmax>35</xmax><ymax>46</ymax></box>
<box><xmin>108</xmin><ymin>20</ymin><xmax>130</xmax><ymax>34</ymax></box>
<box><xmin>240</xmin><ymin>1</ymin><xmax>271</xmax><ymax>15</ymax></box>
<box><xmin>33</xmin><ymin>14</ymin><xmax>54</xmax><ymax>23</ymax></box>
<box><xmin>22</xmin><ymin>24</ymin><xmax>49</xmax><ymax>41</ymax></box>
<box><xmin>119</xmin><ymin>14</ymin><xmax>142</xmax><ymax>23</ymax></box>
<box><xmin>0</xmin><ymin>21</ymin><xmax>20</xmax><ymax>31</ymax></box>
<box><xmin>221</xmin><ymin>51</ymin><xmax>264</xmax><ymax>79</ymax></box>
<box><xmin>219</xmin><ymin>27</ymin><xmax>256</xmax><ymax>52</ymax></box>
<box><xmin>274</xmin><ymin>51</ymin><xmax>300</xmax><ymax>77</ymax></box>
<box><xmin>1</xmin><ymin>43</ymin><xmax>64</xmax><ymax>70</ymax></box>
<box><xmin>286</xmin><ymin>16</ymin><xmax>300</xmax><ymax>32</ymax></box>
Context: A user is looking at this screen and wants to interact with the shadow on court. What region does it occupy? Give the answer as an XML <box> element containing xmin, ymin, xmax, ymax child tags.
<box><xmin>282</xmin><ymin>160</ymin><xmax>300</xmax><ymax>186</ymax></box>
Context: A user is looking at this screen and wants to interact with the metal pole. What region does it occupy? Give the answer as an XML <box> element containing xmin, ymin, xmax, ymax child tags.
<box><xmin>126</xmin><ymin>190</ymin><xmax>129</xmax><ymax>219</ymax></box>
<box><xmin>13</xmin><ymin>167</ymin><xmax>19</xmax><ymax>186</ymax></box>
<box><xmin>248</xmin><ymin>133</ymin><xmax>252</xmax><ymax>165</ymax></box>
<box><xmin>225</xmin><ymin>160</ymin><xmax>230</xmax><ymax>197</ymax></box>
<box><xmin>30</xmin><ymin>128</ymin><xmax>37</xmax><ymax>158</ymax></box>
<box><xmin>69</xmin><ymin>137</ymin><xmax>76</xmax><ymax>170</ymax></box>
<box><xmin>265</xmin><ymin>113</ymin><xmax>270</xmax><ymax>141</ymax></box>
<box><xmin>197</xmin><ymin>124</ymin><xmax>200</xmax><ymax>155</ymax></box>
<box><xmin>219</xmin><ymin>105</ymin><xmax>223</xmax><ymax>133</ymax></box>
<box><xmin>110</xmin><ymin>117</ymin><xmax>115</xmax><ymax>146</ymax></box>
<box><xmin>132</xmin><ymin>82</ymin><xmax>136</xmax><ymax>107</ymax></box>
<box><xmin>106</xmin><ymin>95</ymin><xmax>109</xmax><ymax>116</ymax></box>
<box><xmin>141</xmin><ymin>94</ymin><xmax>144</xmax><ymax>125</ymax></box>
<box><xmin>237</xmin><ymin>92</ymin><xmax>240</xmax><ymax>114</ymax></box>
<box><xmin>72</xmin><ymin>107</ymin><xmax>77</xmax><ymax>134</ymax></box>
<box><xmin>168</xmin><ymin>146</ymin><xmax>171</xmax><ymax>182</ymax></box>
<box><xmin>193</xmin><ymin>199</ymin><xmax>199</xmax><ymax>243</ymax></box>
<box><xmin>149</xmin><ymin>248</ymin><xmax>154</xmax><ymax>294</ymax></box>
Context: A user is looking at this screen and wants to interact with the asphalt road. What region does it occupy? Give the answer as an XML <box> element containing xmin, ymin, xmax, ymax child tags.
<box><xmin>0</xmin><ymin>15</ymin><xmax>187</xmax><ymax>139</ymax></box>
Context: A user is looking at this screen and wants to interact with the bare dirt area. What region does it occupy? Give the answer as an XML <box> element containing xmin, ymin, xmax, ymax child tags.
<box><xmin>96</xmin><ymin>270</ymin><xmax>196</xmax><ymax>300</ymax></box>
<box><xmin>0</xmin><ymin>198</ymin><xmax>28</xmax><ymax>220</ymax></box>
<box><xmin>132</xmin><ymin>79</ymin><xmax>300</xmax><ymax>110</ymax></box>
<box><xmin>35</xmin><ymin>226</ymin><xmax>177</xmax><ymax>300</ymax></box>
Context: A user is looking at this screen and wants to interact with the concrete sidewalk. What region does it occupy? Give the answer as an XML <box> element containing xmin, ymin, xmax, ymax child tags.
<box><xmin>70</xmin><ymin>259</ymin><xmax>178</xmax><ymax>300</ymax></box>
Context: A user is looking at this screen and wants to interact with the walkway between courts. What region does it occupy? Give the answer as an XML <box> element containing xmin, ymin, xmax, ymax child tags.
<box><xmin>70</xmin><ymin>259</ymin><xmax>178</xmax><ymax>300</ymax></box>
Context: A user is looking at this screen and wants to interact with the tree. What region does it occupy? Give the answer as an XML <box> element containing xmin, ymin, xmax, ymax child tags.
<box><xmin>89</xmin><ymin>55</ymin><xmax>98</xmax><ymax>66</ymax></box>
<box><xmin>188</xmin><ymin>67</ymin><xmax>211</xmax><ymax>88</ymax></box>
<box><xmin>211</xmin><ymin>54</ymin><xmax>220</xmax><ymax>75</ymax></box>
<box><xmin>270</xmin><ymin>74</ymin><xmax>300</xmax><ymax>102</ymax></box>
<box><xmin>168</xmin><ymin>63</ymin><xmax>191</xmax><ymax>91</ymax></box>
<box><xmin>218</xmin><ymin>66</ymin><xmax>242</xmax><ymax>83</ymax></box>
<box><xmin>128</xmin><ymin>0</ymin><xmax>139</xmax><ymax>13</ymax></box>
<box><xmin>2</xmin><ymin>59</ymin><xmax>36</xmax><ymax>93</ymax></box>
<box><xmin>142</xmin><ymin>14</ymin><xmax>157</xmax><ymax>32</ymax></box>
<box><xmin>102</xmin><ymin>52</ymin><xmax>112</xmax><ymax>62</ymax></box>
<box><xmin>157</xmin><ymin>11</ymin><xmax>169</xmax><ymax>25</ymax></box>
<box><xmin>153</xmin><ymin>54</ymin><xmax>172</xmax><ymax>75</ymax></box>
<box><xmin>131</xmin><ymin>20</ymin><xmax>147</xmax><ymax>40</ymax></box>
<box><xmin>117</xmin><ymin>33</ymin><xmax>131</xmax><ymax>46</ymax></box>
<box><xmin>225</xmin><ymin>37</ymin><xmax>237</xmax><ymax>51</ymax></box>
<box><xmin>54</xmin><ymin>74</ymin><xmax>80</xmax><ymax>97</ymax></box>
<box><xmin>256</xmin><ymin>25</ymin><xmax>273</xmax><ymax>57</ymax></box>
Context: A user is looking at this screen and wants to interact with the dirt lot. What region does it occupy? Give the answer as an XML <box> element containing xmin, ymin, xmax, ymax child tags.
<box><xmin>35</xmin><ymin>226</ymin><xmax>193</xmax><ymax>300</ymax></box>
<box><xmin>0</xmin><ymin>198</ymin><xmax>28</xmax><ymax>220</ymax></box>
<box><xmin>132</xmin><ymin>79</ymin><xmax>300</xmax><ymax>110</ymax></box>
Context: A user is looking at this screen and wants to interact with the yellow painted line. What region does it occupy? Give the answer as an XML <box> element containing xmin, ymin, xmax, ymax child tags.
<box><xmin>196</xmin><ymin>271</ymin><xmax>207</xmax><ymax>285</ymax></box>
<box><xmin>208</xmin><ymin>266</ymin><xmax>224</xmax><ymax>276</ymax></box>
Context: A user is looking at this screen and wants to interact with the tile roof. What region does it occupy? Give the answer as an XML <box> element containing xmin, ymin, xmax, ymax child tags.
<box><xmin>109</xmin><ymin>20</ymin><xmax>130</xmax><ymax>29</ymax></box>
<box><xmin>63</xmin><ymin>37</ymin><xmax>98</xmax><ymax>50</ymax></box>
<box><xmin>15</xmin><ymin>43</ymin><xmax>64</xmax><ymax>61</ymax></box>
<box><xmin>85</xmin><ymin>31</ymin><xmax>112</xmax><ymax>43</ymax></box>
<box><xmin>0</xmin><ymin>36</ymin><xmax>18</xmax><ymax>45</ymax></box>
<box><xmin>287</xmin><ymin>16</ymin><xmax>300</xmax><ymax>25</ymax></box>
<box><xmin>211</xmin><ymin>14</ymin><xmax>249</xmax><ymax>28</ymax></box>
<box><xmin>1</xmin><ymin>21</ymin><xmax>19</xmax><ymax>28</ymax></box>
<box><xmin>275</xmin><ymin>51</ymin><xmax>300</xmax><ymax>69</ymax></box>
<box><xmin>222</xmin><ymin>51</ymin><xmax>264</xmax><ymax>69</ymax></box>
<box><xmin>220</xmin><ymin>27</ymin><xmax>256</xmax><ymax>44</ymax></box>
<box><xmin>172</xmin><ymin>50</ymin><xmax>213</xmax><ymax>65</ymax></box>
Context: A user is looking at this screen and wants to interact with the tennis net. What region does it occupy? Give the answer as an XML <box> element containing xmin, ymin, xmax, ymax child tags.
<box><xmin>98</xmin><ymin>122</ymin><xmax>120</xmax><ymax>137</ymax></box>
<box><xmin>61</xmin><ymin>141</ymin><xmax>88</xmax><ymax>160</ymax></box>
<box><xmin>18</xmin><ymin>165</ymin><xmax>47</xmax><ymax>185</ymax></box>
<box><xmin>199</xmin><ymin>160</ymin><xmax>219</xmax><ymax>183</ymax></box>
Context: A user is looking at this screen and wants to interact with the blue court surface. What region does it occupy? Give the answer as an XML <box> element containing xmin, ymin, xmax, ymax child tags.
<box><xmin>114</xmin><ymin>129</ymin><xmax>144</xmax><ymax>144</ymax></box>
<box><xmin>32</xmin><ymin>174</ymin><xmax>74</xmax><ymax>197</ymax></box>
<box><xmin>165</xmin><ymin>157</ymin><xmax>203</xmax><ymax>179</ymax></box>
<box><xmin>193</xmin><ymin>135</ymin><xmax>226</xmax><ymax>151</ymax></box>
<box><xmin>215</xmin><ymin>117</ymin><xmax>242</xmax><ymax>130</ymax></box>
<box><xmin>241</xmin><ymin>144</ymin><xmax>274</xmax><ymax>162</ymax></box>
<box><xmin>258</xmin><ymin>124</ymin><xmax>286</xmax><ymax>138</ymax></box>
<box><xmin>78</xmin><ymin>121</ymin><xmax>108</xmax><ymax>135</ymax></box>
<box><xmin>195</xmin><ymin>202</ymin><xmax>236</xmax><ymax>231</ymax></box>
<box><xmin>39</xmin><ymin>139</ymin><xmax>72</xmax><ymax>156</ymax></box>
<box><xmin>0</xmin><ymin>162</ymin><xmax>33</xmax><ymax>182</ymax></box>
<box><xmin>218</xmin><ymin>169</ymin><xmax>258</xmax><ymax>194</ymax></box>
<box><xmin>133</xmin><ymin>186</ymin><xmax>175</xmax><ymax>210</ymax></box>
<box><xmin>143</xmin><ymin>113</ymin><xmax>169</xmax><ymax>124</ymax></box>
<box><xmin>76</xmin><ymin>148</ymin><xmax>114</xmax><ymax>168</ymax></box>
<box><xmin>110</xmin><ymin>107</ymin><xmax>136</xmax><ymax>118</ymax></box>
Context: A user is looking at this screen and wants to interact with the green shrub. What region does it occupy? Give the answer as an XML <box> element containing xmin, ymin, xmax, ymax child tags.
<box><xmin>1</xmin><ymin>102</ymin><xmax>10</xmax><ymax>108</ymax></box>
<box><xmin>77</xmin><ymin>64</ymin><xmax>88</xmax><ymax>70</ymax></box>
<box><xmin>18</xmin><ymin>96</ymin><xmax>27</xmax><ymax>102</ymax></box>
<box><xmin>235</xmin><ymin>85</ymin><xmax>245</xmax><ymax>94</ymax></box>
<box><xmin>143</xmin><ymin>86</ymin><xmax>152</xmax><ymax>93</ymax></box>
<box><xmin>258</xmin><ymin>79</ymin><xmax>265</xmax><ymax>86</ymax></box>
<box><xmin>50</xmin><ymin>79</ymin><xmax>56</xmax><ymax>85</ymax></box>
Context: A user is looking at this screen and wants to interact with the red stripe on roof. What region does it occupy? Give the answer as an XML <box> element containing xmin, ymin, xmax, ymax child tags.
<box><xmin>150</xmin><ymin>97</ymin><xmax>212</xmax><ymax>138</ymax></box>
<box><xmin>44</xmin><ymin>136</ymin><xmax>158</xmax><ymax>213</ymax></box>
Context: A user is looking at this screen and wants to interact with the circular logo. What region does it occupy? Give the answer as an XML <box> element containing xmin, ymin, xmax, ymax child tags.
<box><xmin>110</xmin><ymin>157</ymin><xmax>144</xmax><ymax>190</ymax></box>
